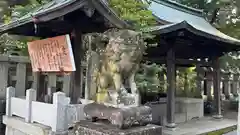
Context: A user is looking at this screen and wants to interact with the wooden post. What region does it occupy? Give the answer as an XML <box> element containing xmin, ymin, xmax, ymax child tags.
<box><xmin>45</xmin><ymin>73</ymin><xmax>57</xmax><ymax>103</ymax></box>
<box><xmin>84</xmin><ymin>35</ymin><xmax>92</xmax><ymax>100</ymax></box>
<box><xmin>80</xmin><ymin>65</ymin><xmax>84</xmax><ymax>99</ymax></box>
<box><xmin>15</xmin><ymin>63</ymin><xmax>27</xmax><ymax>97</ymax></box>
<box><xmin>48</xmin><ymin>73</ymin><xmax>57</xmax><ymax>89</ymax></box>
<box><xmin>183</xmin><ymin>71</ymin><xmax>189</xmax><ymax>96</ymax></box>
<box><xmin>69</xmin><ymin>30</ymin><xmax>83</xmax><ymax>103</ymax></box>
<box><xmin>159</xmin><ymin>70</ymin><xmax>165</xmax><ymax>92</ymax></box>
<box><xmin>203</xmin><ymin>73</ymin><xmax>207</xmax><ymax>95</ymax></box>
<box><xmin>44</xmin><ymin>87</ymin><xmax>56</xmax><ymax>103</ymax></box>
<box><xmin>5</xmin><ymin>87</ymin><xmax>15</xmax><ymax>135</ymax></box>
<box><xmin>63</xmin><ymin>75</ymin><xmax>71</xmax><ymax>97</ymax></box>
<box><xmin>52</xmin><ymin>92</ymin><xmax>70</xmax><ymax>133</ymax></box>
<box><xmin>206</xmin><ymin>70</ymin><xmax>213</xmax><ymax>101</ymax></box>
<box><xmin>0</xmin><ymin>62</ymin><xmax>9</xmax><ymax>99</ymax></box>
<box><xmin>232</xmin><ymin>73</ymin><xmax>240</xmax><ymax>97</ymax></box>
<box><xmin>6</xmin><ymin>87</ymin><xmax>15</xmax><ymax>116</ymax></box>
<box><xmin>223</xmin><ymin>73</ymin><xmax>232</xmax><ymax>99</ymax></box>
<box><xmin>166</xmin><ymin>48</ymin><xmax>176</xmax><ymax>128</ymax></box>
<box><xmin>32</xmin><ymin>73</ymin><xmax>45</xmax><ymax>101</ymax></box>
<box><xmin>212</xmin><ymin>57</ymin><xmax>223</xmax><ymax>119</ymax></box>
<box><xmin>195</xmin><ymin>65</ymin><xmax>203</xmax><ymax>98</ymax></box>
<box><xmin>25</xmin><ymin>89</ymin><xmax>36</xmax><ymax>123</ymax></box>
<box><xmin>238</xmin><ymin>94</ymin><xmax>240</xmax><ymax>135</ymax></box>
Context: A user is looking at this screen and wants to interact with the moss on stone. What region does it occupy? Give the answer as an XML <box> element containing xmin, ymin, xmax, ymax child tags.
<box><xmin>199</xmin><ymin>125</ymin><xmax>236</xmax><ymax>135</ymax></box>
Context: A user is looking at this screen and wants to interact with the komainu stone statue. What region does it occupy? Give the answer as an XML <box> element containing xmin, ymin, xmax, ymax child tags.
<box><xmin>89</xmin><ymin>28</ymin><xmax>146</xmax><ymax>107</ymax></box>
<box><xmin>83</xmin><ymin>29</ymin><xmax>154</xmax><ymax>130</ymax></box>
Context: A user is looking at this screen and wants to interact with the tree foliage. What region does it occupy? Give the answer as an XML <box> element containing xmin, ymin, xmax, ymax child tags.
<box><xmin>0</xmin><ymin>0</ymin><xmax>50</xmax><ymax>55</ymax></box>
<box><xmin>4</xmin><ymin>0</ymin><xmax>50</xmax><ymax>23</ymax></box>
<box><xmin>109</xmin><ymin>0</ymin><xmax>156</xmax><ymax>29</ymax></box>
<box><xmin>106</xmin><ymin>0</ymin><xmax>163</xmax><ymax>97</ymax></box>
<box><xmin>176</xmin><ymin>0</ymin><xmax>239</xmax><ymax>36</ymax></box>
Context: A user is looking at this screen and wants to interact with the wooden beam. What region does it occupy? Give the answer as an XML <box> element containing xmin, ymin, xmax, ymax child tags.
<box><xmin>144</xmin><ymin>57</ymin><xmax>211</xmax><ymax>67</ymax></box>
<box><xmin>36</xmin><ymin>0</ymin><xmax>88</xmax><ymax>22</ymax></box>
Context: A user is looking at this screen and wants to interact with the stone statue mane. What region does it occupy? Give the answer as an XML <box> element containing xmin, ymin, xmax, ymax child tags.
<box><xmin>86</xmin><ymin>28</ymin><xmax>146</xmax><ymax>107</ymax></box>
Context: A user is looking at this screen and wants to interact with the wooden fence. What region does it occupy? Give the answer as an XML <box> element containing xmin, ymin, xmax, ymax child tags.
<box><xmin>5</xmin><ymin>87</ymin><xmax>87</xmax><ymax>133</ymax></box>
<box><xmin>0</xmin><ymin>55</ymin><xmax>85</xmax><ymax>100</ymax></box>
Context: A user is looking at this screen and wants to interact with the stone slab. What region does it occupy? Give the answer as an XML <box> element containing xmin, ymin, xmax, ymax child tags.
<box><xmin>3</xmin><ymin>116</ymin><xmax>51</xmax><ymax>135</ymax></box>
<box><xmin>73</xmin><ymin>120</ymin><xmax>162</xmax><ymax>135</ymax></box>
<box><xmin>84</xmin><ymin>103</ymin><xmax>152</xmax><ymax>129</ymax></box>
<box><xmin>162</xmin><ymin>117</ymin><xmax>237</xmax><ymax>135</ymax></box>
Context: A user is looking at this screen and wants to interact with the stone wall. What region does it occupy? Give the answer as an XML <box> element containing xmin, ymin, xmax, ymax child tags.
<box><xmin>146</xmin><ymin>97</ymin><xmax>204</xmax><ymax>125</ymax></box>
<box><xmin>3</xmin><ymin>116</ymin><xmax>53</xmax><ymax>135</ymax></box>
<box><xmin>3</xmin><ymin>87</ymin><xmax>96</xmax><ymax>135</ymax></box>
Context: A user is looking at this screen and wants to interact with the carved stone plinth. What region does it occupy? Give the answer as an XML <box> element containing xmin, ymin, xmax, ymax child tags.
<box><xmin>84</xmin><ymin>103</ymin><xmax>152</xmax><ymax>129</ymax></box>
<box><xmin>73</xmin><ymin>120</ymin><xmax>162</xmax><ymax>135</ymax></box>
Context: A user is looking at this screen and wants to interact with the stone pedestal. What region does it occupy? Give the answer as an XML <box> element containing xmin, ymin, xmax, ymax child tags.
<box><xmin>73</xmin><ymin>121</ymin><xmax>162</xmax><ymax>135</ymax></box>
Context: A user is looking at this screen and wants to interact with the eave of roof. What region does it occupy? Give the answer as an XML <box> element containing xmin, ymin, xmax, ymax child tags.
<box><xmin>0</xmin><ymin>0</ymin><xmax>78</xmax><ymax>34</ymax></box>
<box><xmin>91</xmin><ymin>0</ymin><xmax>130</xmax><ymax>29</ymax></box>
<box><xmin>148</xmin><ymin>0</ymin><xmax>240</xmax><ymax>47</ymax></box>
<box><xmin>152</xmin><ymin>0</ymin><xmax>203</xmax><ymax>17</ymax></box>
<box><xmin>145</xmin><ymin>21</ymin><xmax>240</xmax><ymax>46</ymax></box>
<box><xmin>0</xmin><ymin>0</ymin><xmax>130</xmax><ymax>35</ymax></box>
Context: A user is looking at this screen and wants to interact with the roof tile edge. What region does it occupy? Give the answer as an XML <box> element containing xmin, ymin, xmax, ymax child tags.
<box><xmin>152</xmin><ymin>0</ymin><xmax>204</xmax><ymax>17</ymax></box>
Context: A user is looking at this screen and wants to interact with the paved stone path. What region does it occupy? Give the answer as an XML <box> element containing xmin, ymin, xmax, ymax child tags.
<box><xmin>162</xmin><ymin>117</ymin><xmax>237</xmax><ymax>135</ymax></box>
<box><xmin>224</xmin><ymin>130</ymin><xmax>237</xmax><ymax>135</ymax></box>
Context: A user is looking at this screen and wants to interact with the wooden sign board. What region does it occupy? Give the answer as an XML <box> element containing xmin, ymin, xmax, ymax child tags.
<box><xmin>27</xmin><ymin>35</ymin><xmax>76</xmax><ymax>73</ymax></box>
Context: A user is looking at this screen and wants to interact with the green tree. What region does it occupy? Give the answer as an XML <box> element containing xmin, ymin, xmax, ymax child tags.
<box><xmin>109</xmin><ymin>0</ymin><xmax>165</xmax><ymax>98</ymax></box>
<box><xmin>4</xmin><ymin>0</ymin><xmax>51</xmax><ymax>23</ymax></box>
<box><xmin>109</xmin><ymin>0</ymin><xmax>156</xmax><ymax>29</ymax></box>
<box><xmin>176</xmin><ymin>0</ymin><xmax>239</xmax><ymax>36</ymax></box>
<box><xmin>0</xmin><ymin>0</ymin><xmax>51</xmax><ymax>55</ymax></box>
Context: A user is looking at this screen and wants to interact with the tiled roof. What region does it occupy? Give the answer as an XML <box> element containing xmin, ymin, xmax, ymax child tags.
<box><xmin>0</xmin><ymin>0</ymin><xmax>129</xmax><ymax>34</ymax></box>
<box><xmin>147</xmin><ymin>0</ymin><xmax>240</xmax><ymax>45</ymax></box>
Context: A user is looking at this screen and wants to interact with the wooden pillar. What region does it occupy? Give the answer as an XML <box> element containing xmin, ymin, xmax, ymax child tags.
<box><xmin>223</xmin><ymin>73</ymin><xmax>232</xmax><ymax>99</ymax></box>
<box><xmin>80</xmin><ymin>65</ymin><xmax>84</xmax><ymax>98</ymax></box>
<box><xmin>166</xmin><ymin>48</ymin><xmax>176</xmax><ymax>128</ymax></box>
<box><xmin>206</xmin><ymin>70</ymin><xmax>213</xmax><ymax>100</ymax></box>
<box><xmin>69</xmin><ymin>29</ymin><xmax>83</xmax><ymax>103</ymax></box>
<box><xmin>183</xmin><ymin>71</ymin><xmax>189</xmax><ymax>96</ymax></box>
<box><xmin>48</xmin><ymin>73</ymin><xmax>57</xmax><ymax>89</ymax></box>
<box><xmin>195</xmin><ymin>65</ymin><xmax>203</xmax><ymax>98</ymax></box>
<box><xmin>203</xmin><ymin>72</ymin><xmax>207</xmax><ymax>95</ymax></box>
<box><xmin>238</xmin><ymin>93</ymin><xmax>240</xmax><ymax>134</ymax></box>
<box><xmin>15</xmin><ymin>63</ymin><xmax>27</xmax><ymax>97</ymax></box>
<box><xmin>84</xmin><ymin>35</ymin><xmax>92</xmax><ymax>100</ymax></box>
<box><xmin>232</xmin><ymin>73</ymin><xmax>240</xmax><ymax>97</ymax></box>
<box><xmin>63</xmin><ymin>75</ymin><xmax>71</xmax><ymax>97</ymax></box>
<box><xmin>219</xmin><ymin>72</ymin><xmax>225</xmax><ymax>100</ymax></box>
<box><xmin>159</xmin><ymin>70</ymin><xmax>165</xmax><ymax>92</ymax></box>
<box><xmin>212</xmin><ymin>57</ymin><xmax>223</xmax><ymax>119</ymax></box>
<box><xmin>0</xmin><ymin>62</ymin><xmax>9</xmax><ymax>99</ymax></box>
<box><xmin>32</xmin><ymin>73</ymin><xmax>45</xmax><ymax>101</ymax></box>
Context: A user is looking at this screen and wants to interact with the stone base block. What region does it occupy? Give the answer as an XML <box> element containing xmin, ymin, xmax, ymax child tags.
<box><xmin>73</xmin><ymin>120</ymin><xmax>162</xmax><ymax>135</ymax></box>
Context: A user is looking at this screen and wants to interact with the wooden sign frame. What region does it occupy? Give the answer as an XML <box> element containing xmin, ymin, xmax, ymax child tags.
<box><xmin>27</xmin><ymin>35</ymin><xmax>76</xmax><ymax>73</ymax></box>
